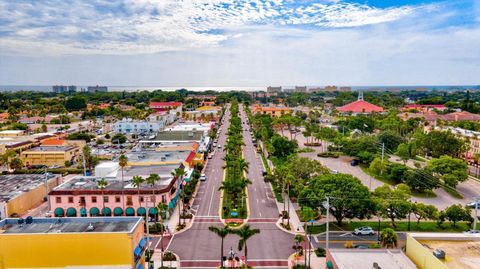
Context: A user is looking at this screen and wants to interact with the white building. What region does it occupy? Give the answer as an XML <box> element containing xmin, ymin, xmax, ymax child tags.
<box><xmin>114</xmin><ymin>118</ymin><xmax>165</xmax><ymax>135</ymax></box>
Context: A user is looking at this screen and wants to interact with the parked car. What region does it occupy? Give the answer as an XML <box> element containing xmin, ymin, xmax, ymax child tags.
<box><xmin>467</xmin><ymin>201</ymin><xmax>480</xmax><ymax>208</ymax></box>
<box><xmin>350</xmin><ymin>159</ymin><xmax>360</xmax><ymax>166</ymax></box>
<box><xmin>200</xmin><ymin>174</ymin><xmax>207</xmax><ymax>181</ymax></box>
<box><xmin>352</xmin><ymin>227</ymin><xmax>375</xmax><ymax>236</ymax></box>
<box><xmin>464</xmin><ymin>229</ymin><xmax>480</xmax><ymax>234</ymax></box>
<box><xmin>353</xmin><ymin>244</ymin><xmax>369</xmax><ymax>249</ymax></box>
<box><xmin>217</xmin><ymin>145</ymin><xmax>222</xmax><ymax>149</ymax></box>
<box><xmin>208</xmin><ymin>154</ymin><xmax>213</xmax><ymax>159</ymax></box>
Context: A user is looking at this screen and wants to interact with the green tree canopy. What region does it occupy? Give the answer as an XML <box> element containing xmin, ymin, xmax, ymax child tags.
<box><xmin>426</xmin><ymin>155</ymin><xmax>468</xmax><ymax>188</ymax></box>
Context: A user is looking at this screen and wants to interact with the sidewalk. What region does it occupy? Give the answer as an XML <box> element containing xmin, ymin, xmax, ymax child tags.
<box><xmin>276</xmin><ymin>197</ymin><xmax>305</xmax><ymax>233</ymax></box>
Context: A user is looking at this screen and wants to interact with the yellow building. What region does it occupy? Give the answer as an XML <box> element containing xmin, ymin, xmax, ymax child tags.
<box><xmin>0</xmin><ymin>174</ymin><xmax>61</xmax><ymax>218</ymax></box>
<box><xmin>251</xmin><ymin>104</ymin><xmax>292</xmax><ymax>117</ymax></box>
<box><xmin>406</xmin><ymin>233</ymin><xmax>480</xmax><ymax>269</ymax></box>
<box><xmin>0</xmin><ymin>217</ymin><xmax>146</xmax><ymax>269</ymax></box>
<box><xmin>20</xmin><ymin>145</ymin><xmax>81</xmax><ymax>167</ymax></box>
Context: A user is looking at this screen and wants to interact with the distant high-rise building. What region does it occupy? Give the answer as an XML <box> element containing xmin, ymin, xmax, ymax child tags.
<box><xmin>295</xmin><ymin>86</ymin><xmax>307</xmax><ymax>92</ymax></box>
<box><xmin>52</xmin><ymin>85</ymin><xmax>68</xmax><ymax>93</ymax></box>
<box><xmin>267</xmin><ymin>86</ymin><xmax>282</xmax><ymax>97</ymax></box>
<box><xmin>339</xmin><ymin>87</ymin><xmax>352</xmax><ymax>92</ymax></box>
<box><xmin>325</xmin><ymin>86</ymin><xmax>338</xmax><ymax>92</ymax></box>
<box><xmin>87</xmin><ymin>85</ymin><xmax>108</xmax><ymax>93</ymax></box>
<box><xmin>68</xmin><ymin>85</ymin><xmax>77</xmax><ymax>92</ymax></box>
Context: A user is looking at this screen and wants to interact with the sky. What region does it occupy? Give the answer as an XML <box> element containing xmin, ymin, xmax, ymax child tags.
<box><xmin>0</xmin><ymin>0</ymin><xmax>479</xmax><ymax>87</ymax></box>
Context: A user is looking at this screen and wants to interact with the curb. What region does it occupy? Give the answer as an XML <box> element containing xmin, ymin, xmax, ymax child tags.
<box><xmin>276</xmin><ymin>218</ymin><xmax>305</xmax><ymax>236</ymax></box>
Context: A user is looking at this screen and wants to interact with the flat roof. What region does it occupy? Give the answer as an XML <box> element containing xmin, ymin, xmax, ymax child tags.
<box><xmin>417</xmin><ymin>239</ymin><xmax>480</xmax><ymax>269</ymax></box>
<box><xmin>52</xmin><ymin>165</ymin><xmax>177</xmax><ymax>192</ymax></box>
<box><xmin>127</xmin><ymin>150</ymin><xmax>191</xmax><ymax>164</ymax></box>
<box><xmin>0</xmin><ymin>174</ymin><xmax>59</xmax><ymax>202</ymax></box>
<box><xmin>0</xmin><ymin>130</ymin><xmax>24</xmax><ymax>134</ymax></box>
<box><xmin>0</xmin><ymin>217</ymin><xmax>142</xmax><ymax>234</ymax></box>
<box><xmin>24</xmin><ymin>146</ymin><xmax>77</xmax><ymax>152</ymax></box>
<box><xmin>329</xmin><ymin>249</ymin><xmax>417</xmax><ymax>269</ymax></box>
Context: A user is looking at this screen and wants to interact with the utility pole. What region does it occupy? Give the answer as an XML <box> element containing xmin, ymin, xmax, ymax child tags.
<box><xmin>324</xmin><ymin>196</ymin><xmax>330</xmax><ymax>251</ymax></box>
<box><xmin>474</xmin><ymin>198</ymin><xmax>479</xmax><ymax>231</ymax></box>
<box><xmin>381</xmin><ymin>143</ymin><xmax>385</xmax><ymax>161</ymax></box>
<box><xmin>45</xmin><ymin>167</ymin><xmax>50</xmax><ymax>213</ymax></box>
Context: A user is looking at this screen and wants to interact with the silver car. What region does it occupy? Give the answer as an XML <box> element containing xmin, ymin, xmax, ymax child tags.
<box><xmin>352</xmin><ymin>226</ymin><xmax>375</xmax><ymax>236</ymax></box>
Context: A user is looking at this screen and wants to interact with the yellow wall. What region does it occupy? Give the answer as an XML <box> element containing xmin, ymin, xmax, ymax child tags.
<box><xmin>0</xmin><ymin>223</ymin><xmax>144</xmax><ymax>268</ymax></box>
<box><xmin>21</xmin><ymin>147</ymin><xmax>80</xmax><ymax>167</ymax></box>
<box><xmin>7</xmin><ymin>177</ymin><xmax>60</xmax><ymax>216</ymax></box>
<box><xmin>406</xmin><ymin>234</ymin><xmax>449</xmax><ymax>269</ymax></box>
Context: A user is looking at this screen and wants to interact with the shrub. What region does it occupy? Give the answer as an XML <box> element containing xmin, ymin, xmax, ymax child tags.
<box><xmin>163</xmin><ymin>251</ymin><xmax>177</xmax><ymax>261</ymax></box>
<box><xmin>344</xmin><ymin>241</ymin><xmax>354</xmax><ymax>248</ymax></box>
<box><xmin>317</xmin><ymin>152</ymin><xmax>340</xmax><ymax>158</ymax></box>
<box><xmin>369</xmin><ymin>243</ymin><xmax>381</xmax><ymax>249</ymax></box>
<box><xmin>315</xmin><ymin>247</ymin><xmax>326</xmax><ymax>257</ymax></box>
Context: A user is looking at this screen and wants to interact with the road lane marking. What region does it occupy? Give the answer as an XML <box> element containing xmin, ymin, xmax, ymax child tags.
<box><xmin>207</xmin><ymin>186</ymin><xmax>215</xmax><ymax>215</ymax></box>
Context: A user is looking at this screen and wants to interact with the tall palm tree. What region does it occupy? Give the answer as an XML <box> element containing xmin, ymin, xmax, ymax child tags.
<box><xmin>209</xmin><ymin>225</ymin><xmax>232</xmax><ymax>268</ymax></box>
<box><xmin>131</xmin><ymin>175</ymin><xmax>144</xmax><ymax>214</ymax></box>
<box><xmin>171</xmin><ymin>168</ymin><xmax>187</xmax><ymax>225</ymax></box>
<box><xmin>285</xmin><ymin>175</ymin><xmax>294</xmax><ymax>226</ymax></box>
<box><xmin>97</xmin><ymin>178</ymin><xmax>108</xmax><ymax>215</ymax></box>
<box><xmin>118</xmin><ymin>154</ymin><xmax>128</xmax><ymax>211</ymax></box>
<box><xmin>234</xmin><ymin>224</ymin><xmax>260</xmax><ymax>264</ymax></box>
<box><xmin>146</xmin><ymin>174</ymin><xmax>160</xmax><ymax>220</ymax></box>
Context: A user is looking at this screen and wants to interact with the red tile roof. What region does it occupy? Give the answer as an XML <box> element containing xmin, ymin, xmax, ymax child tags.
<box><xmin>402</xmin><ymin>104</ymin><xmax>446</xmax><ymax>110</ymax></box>
<box><xmin>440</xmin><ymin>111</ymin><xmax>480</xmax><ymax>121</ymax></box>
<box><xmin>42</xmin><ymin>139</ymin><xmax>66</xmax><ymax>146</ymax></box>
<box><xmin>149</xmin><ymin>102</ymin><xmax>183</xmax><ymax>108</ymax></box>
<box><xmin>337</xmin><ymin>100</ymin><xmax>384</xmax><ymax>113</ymax></box>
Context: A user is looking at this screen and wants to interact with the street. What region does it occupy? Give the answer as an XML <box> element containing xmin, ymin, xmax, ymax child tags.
<box><xmin>167</xmin><ymin>104</ymin><xmax>294</xmax><ymax>268</ymax></box>
<box><xmin>311</xmin><ymin>231</ymin><xmax>406</xmax><ymax>249</ymax></box>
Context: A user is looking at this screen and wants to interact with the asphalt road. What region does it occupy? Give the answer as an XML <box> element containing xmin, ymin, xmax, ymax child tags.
<box><xmin>168</xmin><ymin>104</ymin><xmax>294</xmax><ymax>268</ymax></box>
<box><xmin>312</xmin><ymin>231</ymin><xmax>406</xmax><ymax>249</ymax></box>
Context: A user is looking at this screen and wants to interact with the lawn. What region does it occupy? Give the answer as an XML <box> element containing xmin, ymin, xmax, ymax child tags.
<box><xmin>442</xmin><ymin>186</ymin><xmax>464</xmax><ymax>199</ymax></box>
<box><xmin>307</xmin><ymin>221</ymin><xmax>472</xmax><ymax>234</ymax></box>
<box><xmin>360</xmin><ymin>165</ymin><xmax>396</xmax><ymax>185</ymax></box>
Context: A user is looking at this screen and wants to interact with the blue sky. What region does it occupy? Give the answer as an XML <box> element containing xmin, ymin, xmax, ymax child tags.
<box><xmin>0</xmin><ymin>0</ymin><xmax>479</xmax><ymax>86</ymax></box>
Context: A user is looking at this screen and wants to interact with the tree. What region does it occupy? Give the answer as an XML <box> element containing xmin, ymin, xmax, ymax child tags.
<box><xmin>374</xmin><ymin>184</ymin><xmax>412</xmax><ymax>228</ymax></box>
<box><xmin>379</xmin><ymin>228</ymin><xmax>398</xmax><ymax>248</ymax></box>
<box><xmin>378</xmin><ymin>130</ymin><xmax>404</xmax><ymax>151</ymax></box>
<box><xmin>294</xmin><ymin>234</ymin><xmax>305</xmax><ymax>253</ymax></box>
<box><xmin>119</xmin><ymin>154</ymin><xmax>128</xmax><ymax>211</ymax></box>
<box><xmin>131</xmin><ymin>176</ymin><xmax>145</xmax><ymax>208</ymax></box>
<box><xmin>426</xmin><ymin>155</ymin><xmax>468</xmax><ymax>188</ymax></box>
<box><xmin>41</xmin><ymin>123</ymin><xmax>48</xmax><ymax>132</ymax></box>
<box><xmin>97</xmin><ymin>178</ymin><xmax>108</xmax><ymax>214</ymax></box>
<box><xmin>65</xmin><ymin>96</ymin><xmax>87</xmax><ymax>111</ymax></box>
<box><xmin>208</xmin><ymin>226</ymin><xmax>233</xmax><ymax>268</ymax></box>
<box><xmin>270</xmin><ymin>135</ymin><xmax>297</xmax><ymax>159</ymax></box>
<box><xmin>420</xmin><ymin>131</ymin><xmax>467</xmax><ymax>158</ymax></box>
<box><xmin>403</xmin><ymin>168</ymin><xmax>440</xmax><ymax>192</ymax></box>
<box><xmin>396</xmin><ymin>143</ymin><xmax>411</xmax><ymax>164</ymax></box>
<box><xmin>412</xmin><ymin>203</ymin><xmax>438</xmax><ymax>225</ymax></box>
<box><xmin>369</xmin><ymin>157</ymin><xmax>387</xmax><ymax>176</ymax></box>
<box><xmin>9</xmin><ymin>157</ymin><xmax>23</xmax><ymax>170</ymax></box>
<box><xmin>112</xmin><ymin>133</ymin><xmax>127</xmax><ymax>144</ymax></box>
<box><xmin>146</xmin><ymin>174</ymin><xmax>160</xmax><ymax>219</ymax></box>
<box><xmin>444</xmin><ymin>204</ymin><xmax>472</xmax><ymax>228</ymax></box>
<box><xmin>299</xmin><ymin>174</ymin><xmax>376</xmax><ymax>225</ymax></box>
<box><xmin>171</xmin><ymin>168</ymin><xmax>187</xmax><ymax>225</ymax></box>
<box><xmin>233</xmin><ymin>224</ymin><xmax>260</xmax><ymax>264</ymax></box>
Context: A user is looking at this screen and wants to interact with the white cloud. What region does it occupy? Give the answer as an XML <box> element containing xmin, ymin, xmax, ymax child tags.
<box><xmin>0</xmin><ymin>0</ymin><xmax>435</xmax><ymax>55</ymax></box>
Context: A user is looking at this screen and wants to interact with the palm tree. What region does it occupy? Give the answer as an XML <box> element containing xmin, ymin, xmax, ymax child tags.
<box><xmin>234</xmin><ymin>224</ymin><xmax>260</xmax><ymax>265</ymax></box>
<box><xmin>171</xmin><ymin>168</ymin><xmax>187</xmax><ymax>225</ymax></box>
<box><xmin>380</xmin><ymin>228</ymin><xmax>398</xmax><ymax>248</ymax></box>
<box><xmin>284</xmin><ymin>175</ymin><xmax>294</xmax><ymax>226</ymax></box>
<box><xmin>146</xmin><ymin>174</ymin><xmax>160</xmax><ymax>220</ymax></box>
<box><xmin>97</xmin><ymin>178</ymin><xmax>108</xmax><ymax>215</ymax></box>
<box><xmin>209</xmin><ymin>225</ymin><xmax>232</xmax><ymax>268</ymax></box>
<box><xmin>131</xmin><ymin>176</ymin><xmax>144</xmax><ymax>213</ymax></box>
<box><xmin>119</xmin><ymin>154</ymin><xmax>128</xmax><ymax>211</ymax></box>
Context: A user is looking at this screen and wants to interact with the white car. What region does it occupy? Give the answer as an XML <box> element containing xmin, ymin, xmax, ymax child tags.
<box><xmin>200</xmin><ymin>174</ymin><xmax>206</xmax><ymax>181</ymax></box>
<box><xmin>217</xmin><ymin>145</ymin><xmax>222</xmax><ymax>149</ymax></box>
<box><xmin>352</xmin><ymin>226</ymin><xmax>375</xmax><ymax>236</ymax></box>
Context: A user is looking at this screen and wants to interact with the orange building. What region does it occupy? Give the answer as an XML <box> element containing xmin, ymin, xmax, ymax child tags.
<box><xmin>251</xmin><ymin>104</ymin><xmax>292</xmax><ymax>117</ymax></box>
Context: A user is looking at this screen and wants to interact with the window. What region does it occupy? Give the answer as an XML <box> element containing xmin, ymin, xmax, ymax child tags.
<box><xmin>56</xmin><ymin>197</ymin><xmax>62</xmax><ymax>203</ymax></box>
<box><xmin>79</xmin><ymin>197</ymin><xmax>86</xmax><ymax>204</ymax></box>
<box><xmin>127</xmin><ymin>196</ymin><xmax>133</xmax><ymax>206</ymax></box>
<box><xmin>115</xmin><ymin>196</ymin><xmax>121</xmax><ymax>203</ymax></box>
<box><xmin>68</xmin><ymin>197</ymin><xmax>74</xmax><ymax>203</ymax></box>
<box><xmin>104</xmin><ymin>196</ymin><xmax>109</xmax><ymax>203</ymax></box>
<box><xmin>91</xmin><ymin>196</ymin><xmax>97</xmax><ymax>203</ymax></box>
<box><xmin>162</xmin><ymin>195</ymin><xmax>166</xmax><ymax>203</ymax></box>
<box><xmin>139</xmin><ymin>196</ymin><xmax>144</xmax><ymax>203</ymax></box>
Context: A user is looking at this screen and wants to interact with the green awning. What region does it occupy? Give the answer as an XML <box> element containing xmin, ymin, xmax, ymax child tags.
<box><xmin>125</xmin><ymin>207</ymin><xmax>135</xmax><ymax>216</ymax></box>
<box><xmin>89</xmin><ymin>207</ymin><xmax>100</xmax><ymax>216</ymax></box>
<box><xmin>80</xmin><ymin>207</ymin><xmax>87</xmax><ymax>217</ymax></box>
<box><xmin>102</xmin><ymin>207</ymin><xmax>111</xmax><ymax>216</ymax></box>
<box><xmin>149</xmin><ymin>207</ymin><xmax>158</xmax><ymax>216</ymax></box>
<box><xmin>66</xmin><ymin>207</ymin><xmax>77</xmax><ymax>217</ymax></box>
<box><xmin>326</xmin><ymin>261</ymin><xmax>333</xmax><ymax>269</ymax></box>
<box><xmin>54</xmin><ymin>207</ymin><xmax>64</xmax><ymax>217</ymax></box>
<box><xmin>137</xmin><ymin>207</ymin><xmax>146</xmax><ymax>216</ymax></box>
<box><xmin>113</xmin><ymin>207</ymin><xmax>123</xmax><ymax>216</ymax></box>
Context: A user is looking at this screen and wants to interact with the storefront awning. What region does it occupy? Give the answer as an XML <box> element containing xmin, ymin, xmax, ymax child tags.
<box><xmin>54</xmin><ymin>207</ymin><xmax>64</xmax><ymax>217</ymax></box>
<box><xmin>113</xmin><ymin>207</ymin><xmax>123</xmax><ymax>216</ymax></box>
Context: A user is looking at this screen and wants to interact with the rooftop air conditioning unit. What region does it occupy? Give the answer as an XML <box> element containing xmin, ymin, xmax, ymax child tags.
<box><xmin>372</xmin><ymin>262</ymin><xmax>381</xmax><ymax>269</ymax></box>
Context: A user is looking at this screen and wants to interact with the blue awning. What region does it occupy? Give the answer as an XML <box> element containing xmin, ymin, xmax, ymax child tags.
<box><xmin>134</xmin><ymin>246</ymin><xmax>141</xmax><ymax>257</ymax></box>
<box><xmin>139</xmin><ymin>238</ymin><xmax>146</xmax><ymax>248</ymax></box>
